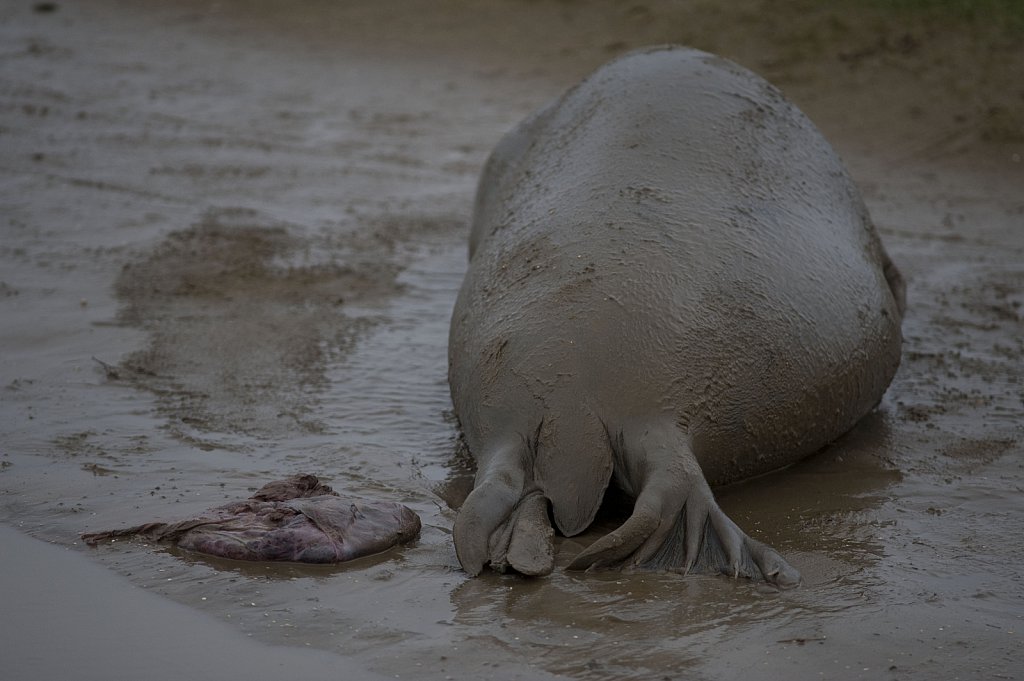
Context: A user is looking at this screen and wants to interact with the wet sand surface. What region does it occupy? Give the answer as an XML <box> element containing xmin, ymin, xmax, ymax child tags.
<box><xmin>0</xmin><ymin>524</ymin><xmax>390</xmax><ymax>681</ymax></box>
<box><xmin>1</xmin><ymin>1</ymin><xmax>1022</xmax><ymax>679</ymax></box>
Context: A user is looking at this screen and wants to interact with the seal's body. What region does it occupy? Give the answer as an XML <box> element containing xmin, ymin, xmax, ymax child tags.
<box><xmin>448</xmin><ymin>46</ymin><xmax>904</xmax><ymax>584</ymax></box>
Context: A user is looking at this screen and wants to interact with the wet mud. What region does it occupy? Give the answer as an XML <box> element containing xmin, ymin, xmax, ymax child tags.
<box><xmin>112</xmin><ymin>208</ymin><xmax>401</xmax><ymax>438</ymax></box>
<box><xmin>1</xmin><ymin>1</ymin><xmax>1022</xmax><ymax>680</ymax></box>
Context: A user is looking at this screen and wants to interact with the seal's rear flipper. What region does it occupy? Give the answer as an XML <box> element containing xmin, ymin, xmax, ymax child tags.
<box><xmin>566</xmin><ymin>422</ymin><xmax>801</xmax><ymax>588</ymax></box>
<box><xmin>634</xmin><ymin>502</ymin><xmax>800</xmax><ymax>587</ymax></box>
<box><xmin>454</xmin><ymin>436</ymin><xmax>555</xmax><ymax>576</ymax></box>
<box><xmin>487</xmin><ymin>490</ymin><xmax>554</xmax><ymax>576</ymax></box>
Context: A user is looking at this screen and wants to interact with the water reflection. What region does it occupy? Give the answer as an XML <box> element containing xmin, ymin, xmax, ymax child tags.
<box><xmin>718</xmin><ymin>408</ymin><xmax>902</xmax><ymax>568</ymax></box>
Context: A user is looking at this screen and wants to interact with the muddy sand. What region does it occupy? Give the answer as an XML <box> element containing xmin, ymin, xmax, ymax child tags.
<box><xmin>1</xmin><ymin>1</ymin><xmax>1022</xmax><ymax>679</ymax></box>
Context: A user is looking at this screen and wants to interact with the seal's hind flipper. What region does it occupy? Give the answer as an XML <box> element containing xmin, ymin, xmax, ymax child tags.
<box><xmin>487</xmin><ymin>490</ymin><xmax>554</xmax><ymax>576</ymax></box>
<box><xmin>636</xmin><ymin>500</ymin><xmax>799</xmax><ymax>587</ymax></box>
<box><xmin>567</xmin><ymin>421</ymin><xmax>800</xmax><ymax>588</ymax></box>
<box><xmin>454</xmin><ymin>436</ymin><xmax>555</xmax><ymax>576</ymax></box>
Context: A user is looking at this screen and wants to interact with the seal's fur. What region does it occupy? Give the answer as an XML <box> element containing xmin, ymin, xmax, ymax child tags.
<box><xmin>448</xmin><ymin>47</ymin><xmax>903</xmax><ymax>584</ymax></box>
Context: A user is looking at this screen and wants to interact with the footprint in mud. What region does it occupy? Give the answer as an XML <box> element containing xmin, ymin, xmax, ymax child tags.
<box><xmin>110</xmin><ymin>207</ymin><xmax>402</xmax><ymax>440</ymax></box>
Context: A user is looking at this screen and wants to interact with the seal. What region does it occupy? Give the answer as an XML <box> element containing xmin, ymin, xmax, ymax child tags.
<box><xmin>448</xmin><ymin>46</ymin><xmax>904</xmax><ymax>586</ymax></box>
